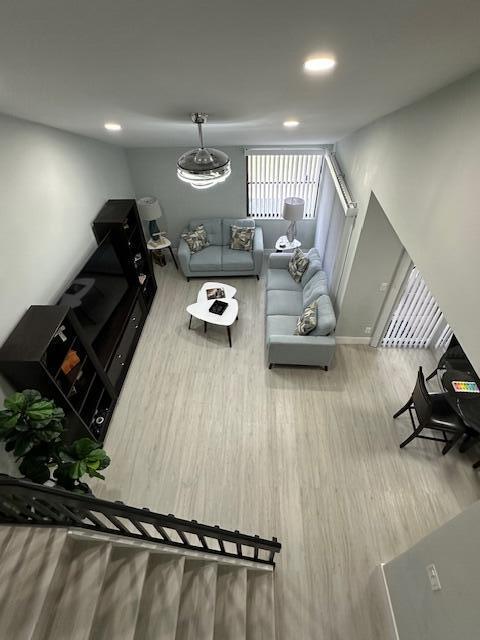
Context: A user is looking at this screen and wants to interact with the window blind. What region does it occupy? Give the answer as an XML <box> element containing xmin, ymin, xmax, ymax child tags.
<box><xmin>382</xmin><ymin>267</ymin><xmax>447</xmax><ymax>348</ymax></box>
<box><xmin>246</xmin><ymin>152</ymin><xmax>323</xmax><ymax>219</ymax></box>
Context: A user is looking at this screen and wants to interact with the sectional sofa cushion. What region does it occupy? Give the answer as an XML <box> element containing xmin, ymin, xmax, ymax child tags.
<box><xmin>222</xmin><ymin>218</ymin><xmax>255</xmax><ymax>245</ymax></box>
<box><xmin>288</xmin><ymin>248</ymin><xmax>309</xmax><ymax>282</ymax></box>
<box><xmin>189</xmin><ymin>218</ymin><xmax>223</xmax><ymax>245</ymax></box>
<box><xmin>310</xmin><ymin>295</ymin><xmax>336</xmax><ymax>336</ymax></box>
<box><xmin>222</xmin><ymin>247</ymin><xmax>254</xmax><ymax>271</ymax></box>
<box><xmin>266</xmin><ymin>289</ymin><xmax>303</xmax><ymax>316</ymax></box>
<box><xmin>295</xmin><ymin>302</ymin><xmax>317</xmax><ymax>335</ymax></box>
<box><xmin>267</xmin><ymin>269</ymin><xmax>303</xmax><ymax>292</ymax></box>
<box><xmin>302</xmin><ymin>270</ymin><xmax>329</xmax><ymax>307</ymax></box>
<box><xmin>181</xmin><ymin>225</ymin><xmax>209</xmax><ymax>253</ymax></box>
<box><xmin>230</xmin><ymin>225</ymin><xmax>255</xmax><ymax>251</ymax></box>
<box><xmin>302</xmin><ymin>248</ymin><xmax>323</xmax><ymax>285</ymax></box>
<box><xmin>266</xmin><ymin>314</ymin><xmax>298</xmax><ymax>339</ymax></box>
<box><xmin>189</xmin><ymin>245</ymin><xmax>222</xmax><ymax>271</ymax></box>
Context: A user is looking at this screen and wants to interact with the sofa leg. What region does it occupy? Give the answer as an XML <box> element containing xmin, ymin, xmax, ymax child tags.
<box><xmin>324</xmin><ymin>365</ymin><xmax>328</xmax><ymax>371</ymax></box>
<box><xmin>187</xmin><ymin>277</ymin><xmax>190</xmax><ymax>282</ymax></box>
<box><xmin>256</xmin><ymin>275</ymin><xmax>259</xmax><ymax>281</ymax></box>
<box><xmin>268</xmin><ymin>363</ymin><xmax>273</xmax><ymax>369</ymax></box>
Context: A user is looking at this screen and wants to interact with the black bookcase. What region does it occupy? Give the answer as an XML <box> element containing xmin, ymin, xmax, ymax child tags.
<box><xmin>0</xmin><ymin>199</ymin><xmax>156</xmax><ymax>444</ymax></box>
<box><xmin>93</xmin><ymin>199</ymin><xmax>157</xmax><ymax>312</ymax></box>
<box><xmin>0</xmin><ymin>306</ymin><xmax>116</xmax><ymax>443</ymax></box>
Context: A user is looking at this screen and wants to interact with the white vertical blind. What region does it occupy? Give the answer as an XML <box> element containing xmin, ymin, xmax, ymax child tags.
<box><xmin>381</xmin><ymin>267</ymin><xmax>450</xmax><ymax>348</ymax></box>
<box><xmin>435</xmin><ymin>324</ymin><xmax>454</xmax><ymax>350</ymax></box>
<box><xmin>247</xmin><ymin>153</ymin><xmax>323</xmax><ymax>218</ymax></box>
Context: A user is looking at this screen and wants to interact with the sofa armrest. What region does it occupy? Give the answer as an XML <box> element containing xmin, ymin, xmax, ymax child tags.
<box><xmin>178</xmin><ymin>237</ymin><xmax>191</xmax><ymax>276</ymax></box>
<box><xmin>253</xmin><ymin>226</ymin><xmax>264</xmax><ymax>274</ymax></box>
<box><xmin>267</xmin><ymin>334</ymin><xmax>336</xmax><ymax>368</ymax></box>
<box><xmin>268</xmin><ymin>252</ymin><xmax>292</xmax><ymax>269</ymax></box>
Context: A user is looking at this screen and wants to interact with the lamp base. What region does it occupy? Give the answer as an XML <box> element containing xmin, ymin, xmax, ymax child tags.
<box><xmin>149</xmin><ymin>219</ymin><xmax>161</xmax><ymax>240</ymax></box>
<box><xmin>286</xmin><ymin>221</ymin><xmax>297</xmax><ymax>243</ymax></box>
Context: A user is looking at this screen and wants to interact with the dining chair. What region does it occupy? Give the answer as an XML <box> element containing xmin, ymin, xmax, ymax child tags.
<box><xmin>393</xmin><ymin>366</ymin><xmax>468</xmax><ymax>454</ymax></box>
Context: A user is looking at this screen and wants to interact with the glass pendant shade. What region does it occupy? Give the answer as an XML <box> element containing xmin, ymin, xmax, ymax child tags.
<box><xmin>177</xmin><ymin>113</ymin><xmax>231</xmax><ymax>189</ymax></box>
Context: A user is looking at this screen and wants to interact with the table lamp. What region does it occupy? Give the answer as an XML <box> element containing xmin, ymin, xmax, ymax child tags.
<box><xmin>283</xmin><ymin>197</ymin><xmax>304</xmax><ymax>243</ymax></box>
<box><xmin>137</xmin><ymin>196</ymin><xmax>163</xmax><ymax>240</ymax></box>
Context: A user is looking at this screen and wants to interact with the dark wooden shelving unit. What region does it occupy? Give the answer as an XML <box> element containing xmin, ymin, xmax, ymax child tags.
<box><xmin>0</xmin><ymin>199</ymin><xmax>156</xmax><ymax>444</ymax></box>
<box><xmin>93</xmin><ymin>199</ymin><xmax>157</xmax><ymax>312</ymax></box>
<box><xmin>0</xmin><ymin>306</ymin><xmax>116</xmax><ymax>443</ymax></box>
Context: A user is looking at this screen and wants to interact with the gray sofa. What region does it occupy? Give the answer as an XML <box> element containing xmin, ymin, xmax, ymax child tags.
<box><xmin>178</xmin><ymin>218</ymin><xmax>263</xmax><ymax>280</ymax></box>
<box><xmin>266</xmin><ymin>249</ymin><xmax>336</xmax><ymax>369</ymax></box>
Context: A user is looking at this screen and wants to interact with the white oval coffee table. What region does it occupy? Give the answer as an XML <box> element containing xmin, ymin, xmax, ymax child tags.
<box><xmin>187</xmin><ymin>282</ymin><xmax>238</xmax><ymax>347</ymax></box>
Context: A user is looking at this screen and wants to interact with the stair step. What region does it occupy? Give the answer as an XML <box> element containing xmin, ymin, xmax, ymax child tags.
<box><xmin>175</xmin><ymin>560</ymin><xmax>218</xmax><ymax>640</ymax></box>
<box><xmin>90</xmin><ymin>547</ymin><xmax>150</xmax><ymax>640</ymax></box>
<box><xmin>32</xmin><ymin>538</ymin><xmax>112</xmax><ymax>640</ymax></box>
<box><xmin>0</xmin><ymin>525</ymin><xmax>14</xmax><ymax>558</ymax></box>
<box><xmin>246</xmin><ymin>571</ymin><xmax>276</xmax><ymax>640</ymax></box>
<box><xmin>134</xmin><ymin>554</ymin><xmax>185</xmax><ymax>640</ymax></box>
<box><xmin>214</xmin><ymin>566</ymin><xmax>247</xmax><ymax>640</ymax></box>
<box><xmin>0</xmin><ymin>527</ymin><xmax>68</xmax><ymax>640</ymax></box>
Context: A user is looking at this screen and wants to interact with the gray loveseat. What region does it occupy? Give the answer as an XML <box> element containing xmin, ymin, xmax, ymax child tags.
<box><xmin>266</xmin><ymin>249</ymin><xmax>336</xmax><ymax>369</ymax></box>
<box><xmin>178</xmin><ymin>218</ymin><xmax>263</xmax><ymax>280</ymax></box>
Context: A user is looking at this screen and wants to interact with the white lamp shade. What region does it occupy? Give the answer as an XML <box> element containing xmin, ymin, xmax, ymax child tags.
<box><xmin>137</xmin><ymin>196</ymin><xmax>163</xmax><ymax>221</ymax></box>
<box><xmin>283</xmin><ymin>197</ymin><xmax>304</xmax><ymax>221</ymax></box>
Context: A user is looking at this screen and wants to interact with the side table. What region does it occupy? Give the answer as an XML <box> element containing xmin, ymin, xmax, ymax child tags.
<box><xmin>147</xmin><ymin>238</ymin><xmax>178</xmax><ymax>270</ymax></box>
<box><xmin>275</xmin><ymin>236</ymin><xmax>301</xmax><ymax>252</ymax></box>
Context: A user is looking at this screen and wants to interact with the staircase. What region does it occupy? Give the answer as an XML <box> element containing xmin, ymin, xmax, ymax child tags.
<box><xmin>0</xmin><ymin>526</ymin><xmax>276</xmax><ymax>640</ymax></box>
<box><xmin>0</xmin><ymin>478</ymin><xmax>280</xmax><ymax>640</ymax></box>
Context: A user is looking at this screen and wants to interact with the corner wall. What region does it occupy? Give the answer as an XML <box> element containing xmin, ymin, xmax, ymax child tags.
<box><xmin>335</xmin><ymin>71</ymin><xmax>480</xmax><ymax>370</ymax></box>
<box><xmin>384</xmin><ymin>500</ymin><xmax>480</xmax><ymax>639</ymax></box>
<box><xmin>0</xmin><ymin>113</ymin><xmax>134</xmax><ymax>395</ymax></box>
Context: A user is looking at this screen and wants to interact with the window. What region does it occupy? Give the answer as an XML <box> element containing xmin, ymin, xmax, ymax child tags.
<box><xmin>381</xmin><ymin>266</ymin><xmax>451</xmax><ymax>348</ymax></box>
<box><xmin>246</xmin><ymin>150</ymin><xmax>324</xmax><ymax>219</ymax></box>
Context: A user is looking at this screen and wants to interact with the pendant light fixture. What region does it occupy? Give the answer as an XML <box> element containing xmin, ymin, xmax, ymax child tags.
<box><xmin>177</xmin><ymin>113</ymin><xmax>231</xmax><ymax>190</ymax></box>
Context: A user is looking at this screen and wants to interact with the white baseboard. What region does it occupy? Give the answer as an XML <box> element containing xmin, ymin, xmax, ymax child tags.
<box><xmin>378</xmin><ymin>563</ymin><xmax>400</xmax><ymax>640</ymax></box>
<box><xmin>335</xmin><ymin>336</ymin><xmax>372</xmax><ymax>345</ymax></box>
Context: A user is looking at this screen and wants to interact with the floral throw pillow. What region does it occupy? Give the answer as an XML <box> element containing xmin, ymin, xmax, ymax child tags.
<box><xmin>181</xmin><ymin>224</ymin><xmax>209</xmax><ymax>253</ymax></box>
<box><xmin>294</xmin><ymin>302</ymin><xmax>317</xmax><ymax>335</ymax></box>
<box><xmin>230</xmin><ymin>225</ymin><xmax>255</xmax><ymax>251</ymax></box>
<box><xmin>288</xmin><ymin>248</ymin><xmax>309</xmax><ymax>282</ymax></box>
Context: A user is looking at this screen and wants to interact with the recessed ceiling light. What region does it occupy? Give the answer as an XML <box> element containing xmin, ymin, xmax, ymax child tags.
<box><xmin>283</xmin><ymin>120</ymin><xmax>300</xmax><ymax>128</ymax></box>
<box><xmin>304</xmin><ymin>57</ymin><xmax>336</xmax><ymax>73</ymax></box>
<box><xmin>104</xmin><ymin>122</ymin><xmax>122</xmax><ymax>131</ymax></box>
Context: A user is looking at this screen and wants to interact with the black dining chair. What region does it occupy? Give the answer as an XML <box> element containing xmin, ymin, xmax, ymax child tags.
<box><xmin>393</xmin><ymin>366</ymin><xmax>468</xmax><ymax>454</ymax></box>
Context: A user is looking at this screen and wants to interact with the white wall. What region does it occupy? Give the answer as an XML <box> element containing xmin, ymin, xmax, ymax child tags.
<box><xmin>335</xmin><ymin>71</ymin><xmax>480</xmax><ymax>370</ymax></box>
<box><xmin>0</xmin><ymin>113</ymin><xmax>133</xmax><ymax>394</ymax></box>
<box><xmin>384</xmin><ymin>500</ymin><xmax>480</xmax><ymax>639</ymax></box>
<box><xmin>336</xmin><ymin>193</ymin><xmax>404</xmax><ymax>336</ymax></box>
<box><xmin>126</xmin><ymin>146</ymin><xmax>316</xmax><ymax>249</ymax></box>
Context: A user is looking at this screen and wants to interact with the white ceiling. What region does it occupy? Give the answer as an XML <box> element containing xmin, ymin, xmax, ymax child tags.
<box><xmin>0</xmin><ymin>0</ymin><xmax>479</xmax><ymax>147</ymax></box>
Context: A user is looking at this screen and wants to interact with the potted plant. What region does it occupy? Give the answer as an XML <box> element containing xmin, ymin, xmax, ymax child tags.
<box><xmin>0</xmin><ymin>389</ymin><xmax>110</xmax><ymax>493</ymax></box>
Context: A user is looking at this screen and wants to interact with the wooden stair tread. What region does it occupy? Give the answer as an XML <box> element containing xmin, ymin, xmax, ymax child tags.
<box><xmin>175</xmin><ymin>560</ymin><xmax>218</xmax><ymax>640</ymax></box>
<box><xmin>0</xmin><ymin>527</ymin><xmax>68</xmax><ymax>640</ymax></box>
<box><xmin>214</xmin><ymin>566</ymin><xmax>247</xmax><ymax>640</ymax></box>
<box><xmin>134</xmin><ymin>554</ymin><xmax>185</xmax><ymax>640</ymax></box>
<box><xmin>246</xmin><ymin>571</ymin><xmax>275</xmax><ymax>640</ymax></box>
<box><xmin>90</xmin><ymin>546</ymin><xmax>150</xmax><ymax>640</ymax></box>
<box><xmin>33</xmin><ymin>538</ymin><xmax>112</xmax><ymax>640</ymax></box>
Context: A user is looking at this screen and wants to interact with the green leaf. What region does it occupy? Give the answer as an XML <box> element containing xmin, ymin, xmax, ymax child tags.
<box><xmin>4</xmin><ymin>392</ymin><xmax>27</xmax><ymax>412</ymax></box>
<box><xmin>26</xmin><ymin>400</ymin><xmax>55</xmax><ymax>422</ymax></box>
<box><xmin>87</xmin><ymin>469</ymin><xmax>105</xmax><ymax>480</ymax></box>
<box><xmin>0</xmin><ymin>413</ymin><xmax>19</xmax><ymax>429</ymax></box>
<box><xmin>19</xmin><ymin>457</ymin><xmax>51</xmax><ymax>484</ymax></box>
<box><xmin>13</xmin><ymin>434</ymin><xmax>35</xmax><ymax>457</ymax></box>
<box><xmin>73</xmin><ymin>438</ymin><xmax>99</xmax><ymax>458</ymax></box>
<box><xmin>22</xmin><ymin>389</ymin><xmax>42</xmax><ymax>405</ymax></box>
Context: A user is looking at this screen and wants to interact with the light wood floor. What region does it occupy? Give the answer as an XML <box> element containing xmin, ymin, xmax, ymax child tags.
<box><xmin>94</xmin><ymin>262</ymin><xmax>480</xmax><ymax>640</ymax></box>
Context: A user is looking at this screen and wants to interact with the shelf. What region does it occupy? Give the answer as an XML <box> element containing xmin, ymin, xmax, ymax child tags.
<box><xmin>92</xmin><ymin>286</ymin><xmax>138</xmax><ymax>370</ymax></box>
